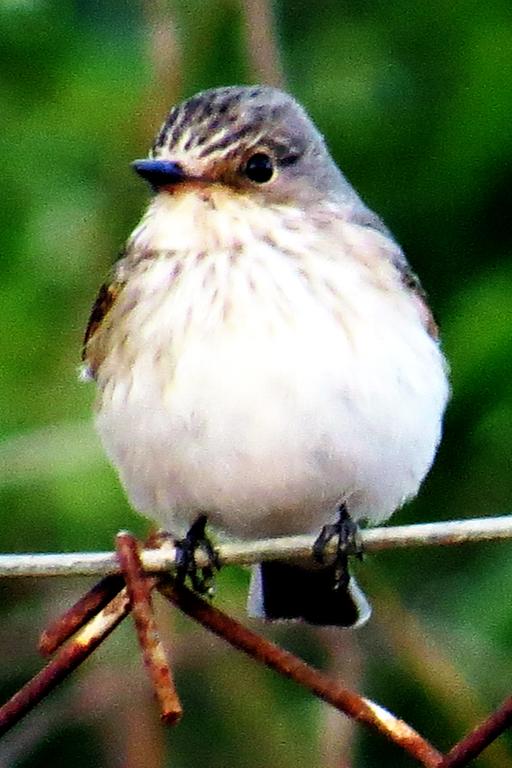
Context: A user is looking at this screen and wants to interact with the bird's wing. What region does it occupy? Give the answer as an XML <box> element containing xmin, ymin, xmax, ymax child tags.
<box><xmin>394</xmin><ymin>256</ymin><xmax>439</xmax><ymax>340</ymax></box>
<box><xmin>345</xmin><ymin>205</ymin><xmax>439</xmax><ymax>340</ymax></box>
<box><xmin>81</xmin><ymin>279</ymin><xmax>124</xmax><ymax>379</ymax></box>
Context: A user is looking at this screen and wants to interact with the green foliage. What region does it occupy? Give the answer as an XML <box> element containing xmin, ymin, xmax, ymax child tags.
<box><xmin>0</xmin><ymin>1</ymin><xmax>511</xmax><ymax>766</ymax></box>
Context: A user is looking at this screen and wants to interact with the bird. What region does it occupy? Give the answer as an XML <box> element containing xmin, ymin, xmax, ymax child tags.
<box><xmin>82</xmin><ymin>84</ymin><xmax>449</xmax><ymax>627</ymax></box>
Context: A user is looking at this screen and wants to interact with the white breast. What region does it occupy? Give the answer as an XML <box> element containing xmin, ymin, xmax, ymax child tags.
<box><xmin>94</xmin><ymin>190</ymin><xmax>449</xmax><ymax>539</ymax></box>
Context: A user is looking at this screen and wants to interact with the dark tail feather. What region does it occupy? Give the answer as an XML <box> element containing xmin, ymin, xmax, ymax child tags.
<box><xmin>247</xmin><ymin>561</ymin><xmax>371</xmax><ymax>628</ymax></box>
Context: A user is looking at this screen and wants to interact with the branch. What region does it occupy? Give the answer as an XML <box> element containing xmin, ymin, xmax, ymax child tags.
<box><xmin>116</xmin><ymin>532</ymin><xmax>182</xmax><ymax>724</ymax></box>
<box><xmin>158</xmin><ymin>579</ymin><xmax>444</xmax><ymax>768</ymax></box>
<box><xmin>440</xmin><ymin>694</ymin><xmax>512</xmax><ymax>768</ymax></box>
<box><xmin>241</xmin><ymin>0</ymin><xmax>286</xmax><ymax>88</ymax></box>
<box><xmin>1</xmin><ymin>515</ymin><xmax>511</xmax><ymax>578</ymax></box>
<box><xmin>0</xmin><ymin>587</ymin><xmax>131</xmax><ymax>738</ymax></box>
<box><xmin>2</xmin><ymin>519</ymin><xmax>512</xmax><ymax>765</ymax></box>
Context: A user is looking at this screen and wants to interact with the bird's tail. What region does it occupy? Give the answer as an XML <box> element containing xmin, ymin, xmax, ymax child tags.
<box><xmin>247</xmin><ymin>560</ymin><xmax>371</xmax><ymax>628</ymax></box>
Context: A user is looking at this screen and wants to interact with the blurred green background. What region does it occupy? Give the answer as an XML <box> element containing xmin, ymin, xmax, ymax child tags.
<box><xmin>1</xmin><ymin>1</ymin><xmax>511</xmax><ymax>766</ymax></box>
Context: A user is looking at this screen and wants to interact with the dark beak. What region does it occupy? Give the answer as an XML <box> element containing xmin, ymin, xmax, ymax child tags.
<box><xmin>131</xmin><ymin>158</ymin><xmax>187</xmax><ymax>189</ymax></box>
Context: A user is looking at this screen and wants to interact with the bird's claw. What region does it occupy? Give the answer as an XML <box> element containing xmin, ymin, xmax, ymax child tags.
<box><xmin>313</xmin><ymin>505</ymin><xmax>363</xmax><ymax>589</ymax></box>
<box><xmin>175</xmin><ymin>515</ymin><xmax>219</xmax><ymax>597</ymax></box>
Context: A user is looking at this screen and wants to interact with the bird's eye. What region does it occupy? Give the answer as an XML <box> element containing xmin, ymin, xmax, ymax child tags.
<box><xmin>244</xmin><ymin>153</ymin><xmax>275</xmax><ymax>183</ymax></box>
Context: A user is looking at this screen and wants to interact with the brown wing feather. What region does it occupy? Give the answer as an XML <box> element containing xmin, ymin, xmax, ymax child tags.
<box><xmin>348</xmin><ymin>207</ymin><xmax>440</xmax><ymax>340</ymax></box>
<box><xmin>382</xmin><ymin>237</ymin><xmax>439</xmax><ymax>340</ymax></box>
<box><xmin>81</xmin><ymin>280</ymin><xmax>124</xmax><ymax>379</ymax></box>
<box><xmin>399</xmin><ymin>264</ymin><xmax>439</xmax><ymax>340</ymax></box>
<box><xmin>82</xmin><ymin>282</ymin><xmax>123</xmax><ymax>357</ymax></box>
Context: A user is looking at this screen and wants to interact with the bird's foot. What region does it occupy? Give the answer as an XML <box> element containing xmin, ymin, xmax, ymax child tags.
<box><xmin>175</xmin><ymin>515</ymin><xmax>220</xmax><ymax>597</ymax></box>
<box><xmin>313</xmin><ymin>504</ymin><xmax>363</xmax><ymax>589</ymax></box>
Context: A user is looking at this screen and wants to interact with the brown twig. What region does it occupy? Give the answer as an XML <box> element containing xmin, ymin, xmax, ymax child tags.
<box><xmin>241</xmin><ymin>0</ymin><xmax>286</xmax><ymax>87</ymax></box>
<box><xmin>0</xmin><ymin>588</ymin><xmax>131</xmax><ymax>737</ymax></box>
<box><xmin>141</xmin><ymin>0</ymin><xmax>183</xmax><ymax>137</ymax></box>
<box><xmin>8</xmin><ymin>522</ymin><xmax>512</xmax><ymax>764</ymax></box>
<box><xmin>38</xmin><ymin>531</ymin><xmax>166</xmax><ymax>656</ymax></box>
<box><xmin>158</xmin><ymin>579</ymin><xmax>444</xmax><ymax>768</ymax></box>
<box><xmin>116</xmin><ymin>532</ymin><xmax>182</xmax><ymax>725</ymax></box>
<box><xmin>370</xmin><ymin>573</ymin><xmax>512</xmax><ymax>768</ymax></box>
<box><xmin>441</xmin><ymin>695</ymin><xmax>512</xmax><ymax>768</ymax></box>
<box><xmin>39</xmin><ymin>574</ymin><xmax>124</xmax><ymax>656</ymax></box>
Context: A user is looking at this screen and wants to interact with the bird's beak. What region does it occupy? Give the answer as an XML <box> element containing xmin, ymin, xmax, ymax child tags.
<box><xmin>131</xmin><ymin>159</ymin><xmax>187</xmax><ymax>190</ymax></box>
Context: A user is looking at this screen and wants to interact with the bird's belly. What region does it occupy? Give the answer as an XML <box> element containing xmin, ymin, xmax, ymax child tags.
<box><xmin>95</xmin><ymin>291</ymin><xmax>448</xmax><ymax>539</ymax></box>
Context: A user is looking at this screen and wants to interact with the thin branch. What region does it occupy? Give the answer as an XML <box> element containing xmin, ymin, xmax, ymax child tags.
<box><xmin>143</xmin><ymin>0</ymin><xmax>183</xmax><ymax>99</ymax></box>
<box><xmin>158</xmin><ymin>579</ymin><xmax>444</xmax><ymax>768</ymax></box>
<box><xmin>241</xmin><ymin>0</ymin><xmax>286</xmax><ymax>87</ymax></box>
<box><xmin>371</xmin><ymin>576</ymin><xmax>512</xmax><ymax>768</ymax></box>
<box><xmin>39</xmin><ymin>574</ymin><xmax>124</xmax><ymax>656</ymax></box>
<box><xmin>1</xmin><ymin>516</ymin><xmax>512</xmax><ymax>578</ymax></box>
<box><xmin>1</xmin><ymin>566</ymin><xmax>443</xmax><ymax>765</ymax></box>
<box><xmin>4</xmin><ymin>515</ymin><xmax>512</xmax><ymax>764</ymax></box>
<box><xmin>142</xmin><ymin>0</ymin><xmax>183</xmax><ymax>118</ymax></box>
<box><xmin>441</xmin><ymin>694</ymin><xmax>512</xmax><ymax>768</ymax></box>
<box><xmin>0</xmin><ymin>588</ymin><xmax>131</xmax><ymax>737</ymax></box>
<box><xmin>116</xmin><ymin>532</ymin><xmax>182</xmax><ymax>724</ymax></box>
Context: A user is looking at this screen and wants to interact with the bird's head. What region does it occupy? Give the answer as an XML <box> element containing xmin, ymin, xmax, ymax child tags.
<box><xmin>132</xmin><ymin>85</ymin><xmax>350</xmax><ymax>209</ymax></box>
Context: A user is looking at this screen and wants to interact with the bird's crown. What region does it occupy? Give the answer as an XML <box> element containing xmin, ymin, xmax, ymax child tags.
<box><xmin>151</xmin><ymin>85</ymin><xmax>313</xmax><ymax>164</ymax></box>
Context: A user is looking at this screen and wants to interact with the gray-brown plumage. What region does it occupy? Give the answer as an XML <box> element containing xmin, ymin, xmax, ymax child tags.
<box><xmin>83</xmin><ymin>85</ymin><xmax>449</xmax><ymax>626</ymax></box>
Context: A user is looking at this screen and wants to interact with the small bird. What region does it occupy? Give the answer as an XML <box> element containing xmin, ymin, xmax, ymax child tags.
<box><xmin>82</xmin><ymin>85</ymin><xmax>449</xmax><ymax>627</ymax></box>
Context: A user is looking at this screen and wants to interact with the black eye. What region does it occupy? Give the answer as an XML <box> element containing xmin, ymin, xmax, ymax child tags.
<box><xmin>244</xmin><ymin>153</ymin><xmax>274</xmax><ymax>183</ymax></box>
